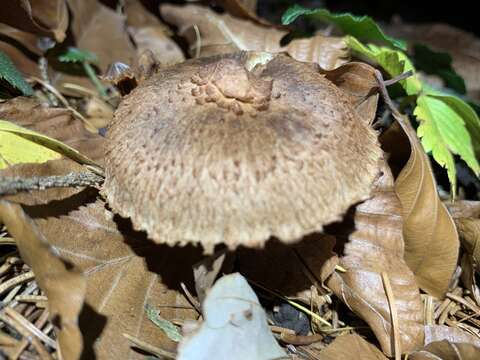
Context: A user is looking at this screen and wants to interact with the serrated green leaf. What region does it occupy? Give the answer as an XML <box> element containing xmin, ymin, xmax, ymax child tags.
<box><xmin>429</xmin><ymin>93</ymin><xmax>480</xmax><ymax>159</ymax></box>
<box><xmin>346</xmin><ymin>36</ymin><xmax>421</xmax><ymax>95</ymax></box>
<box><xmin>145</xmin><ymin>304</ymin><xmax>182</xmax><ymax>342</ymax></box>
<box><xmin>0</xmin><ymin>50</ymin><xmax>34</xmax><ymax>96</ymax></box>
<box><xmin>282</xmin><ymin>4</ymin><xmax>406</xmax><ymax>50</ymax></box>
<box><xmin>414</xmin><ymin>95</ymin><xmax>480</xmax><ymax>195</ymax></box>
<box><xmin>413</xmin><ymin>44</ymin><xmax>466</xmax><ymax>94</ymax></box>
<box><xmin>59</xmin><ymin>47</ymin><xmax>98</xmax><ymax>64</ymax></box>
<box><xmin>0</xmin><ymin>120</ymin><xmax>98</xmax><ymax>168</ymax></box>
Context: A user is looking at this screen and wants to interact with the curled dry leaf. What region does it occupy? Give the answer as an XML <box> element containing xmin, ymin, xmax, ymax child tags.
<box><xmin>325</xmin><ymin>160</ymin><xmax>425</xmax><ymax>356</ymax></box>
<box><xmin>381</xmin><ymin>114</ymin><xmax>459</xmax><ymax>298</ymax></box>
<box><xmin>409</xmin><ymin>340</ymin><xmax>480</xmax><ymax>360</ymax></box>
<box><xmin>103</xmin><ymin>52</ymin><xmax>381</xmax><ymax>252</ymax></box>
<box><xmin>160</xmin><ymin>4</ymin><xmax>349</xmax><ymax>70</ymax></box>
<box><xmin>316</xmin><ymin>334</ymin><xmax>388</xmax><ymax>360</ymax></box>
<box><xmin>0</xmin><ymin>97</ymin><xmax>105</xmax><ymax>163</ymax></box>
<box><xmin>124</xmin><ymin>0</ymin><xmax>184</xmax><ymax>66</ymax></box>
<box><xmin>1</xmin><ymin>0</ymin><xmax>68</xmax><ymax>42</ymax></box>
<box><xmin>0</xmin><ymin>200</ymin><xmax>86</xmax><ymax>360</ymax></box>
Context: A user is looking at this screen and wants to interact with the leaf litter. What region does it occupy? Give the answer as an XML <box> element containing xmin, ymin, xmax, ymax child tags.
<box><xmin>1</xmin><ymin>1</ymin><xmax>480</xmax><ymax>360</ymax></box>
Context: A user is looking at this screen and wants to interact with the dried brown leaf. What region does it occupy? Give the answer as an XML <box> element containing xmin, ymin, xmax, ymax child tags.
<box><xmin>213</xmin><ymin>0</ymin><xmax>272</xmax><ymax>26</ymax></box>
<box><xmin>424</xmin><ymin>325</ymin><xmax>480</xmax><ymax>348</ymax></box>
<box><xmin>0</xmin><ymin>200</ymin><xmax>86</xmax><ymax>360</ymax></box>
<box><xmin>317</xmin><ymin>334</ymin><xmax>388</xmax><ymax>360</ymax></box>
<box><xmin>34</xmin><ymin>196</ymin><xmax>199</xmax><ymax>359</ymax></box>
<box><xmin>324</xmin><ymin>61</ymin><xmax>379</xmax><ymax>125</ymax></box>
<box><xmin>381</xmin><ymin>115</ymin><xmax>460</xmax><ymax>298</ymax></box>
<box><xmin>0</xmin><ymin>97</ymin><xmax>105</xmax><ymax>163</ymax></box>
<box><xmin>160</xmin><ymin>4</ymin><xmax>348</xmax><ymax>70</ymax></box>
<box><xmin>0</xmin><ymin>23</ymin><xmax>43</xmax><ymax>78</ymax></box>
<box><xmin>325</xmin><ymin>160</ymin><xmax>424</xmax><ymax>356</ymax></box>
<box><xmin>447</xmin><ymin>201</ymin><xmax>480</xmax><ymax>220</ymax></box>
<box><xmin>4</xmin><ymin>158</ymin><xmax>199</xmax><ymax>359</ymax></box>
<box><xmin>409</xmin><ymin>340</ymin><xmax>480</xmax><ymax>360</ymax></box>
<box><xmin>124</xmin><ymin>0</ymin><xmax>184</xmax><ymax>66</ymax></box>
<box><xmin>59</xmin><ymin>0</ymin><xmax>136</xmax><ymax>92</ymax></box>
<box><xmin>0</xmin><ymin>0</ymin><xmax>68</xmax><ymax>42</ymax></box>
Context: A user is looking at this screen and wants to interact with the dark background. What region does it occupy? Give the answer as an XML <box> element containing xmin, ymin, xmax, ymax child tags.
<box><xmin>255</xmin><ymin>0</ymin><xmax>479</xmax><ymax>35</ymax></box>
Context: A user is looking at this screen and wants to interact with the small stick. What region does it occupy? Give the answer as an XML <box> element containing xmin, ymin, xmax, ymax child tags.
<box><xmin>0</xmin><ymin>271</ymin><xmax>35</xmax><ymax>297</ymax></box>
<box><xmin>381</xmin><ymin>272</ymin><xmax>401</xmax><ymax>360</ymax></box>
<box><xmin>4</xmin><ymin>307</ymin><xmax>56</xmax><ymax>349</ymax></box>
<box><xmin>0</xmin><ymin>171</ymin><xmax>103</xmax><ymax>196</ymax></box>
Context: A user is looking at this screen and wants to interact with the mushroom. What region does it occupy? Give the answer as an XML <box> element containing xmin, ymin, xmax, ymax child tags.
<box><xmin>103</xmin><ymin>51</ymin><xmax>382</xmax><ymax>253</ymax></box>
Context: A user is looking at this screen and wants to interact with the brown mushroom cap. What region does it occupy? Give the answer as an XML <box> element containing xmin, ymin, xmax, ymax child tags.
<box><xmin>103</xmin><ymin>52</ymin><xmax>382</xmax><ymax>252</ymax></box>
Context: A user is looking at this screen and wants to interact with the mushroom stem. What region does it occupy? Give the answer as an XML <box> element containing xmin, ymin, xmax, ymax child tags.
<box><xmin>0</xmin><ymin>171</ymin><xmax>103</xmax><ymax>196</ymax></box>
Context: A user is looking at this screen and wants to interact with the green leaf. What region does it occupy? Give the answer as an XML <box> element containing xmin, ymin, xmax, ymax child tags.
<box><xmin>414</xmin><ymin>95</ymin><xmax>480</xmax><ymax>195</ymax></box>
<box><xmin>145</xmin><ymin>304</ymin><xmax>182</xmax><ymax>342</ymax></box>
<box><xmin>346</xmin><ymin>36</ymin><xmax>422</xmax><ymax>95</ymax></box>
<box><xmin>282</xmin><ymin>4</ymin><xmax>406</xmax><ymax>50</ymax></box>
<box><xmin>413</xmin><ymin>44</ymin><xmax>466</xmax><ymax>94</ymax></box>
<box><xmin>59</xmin><ymin>47</ymin><xmax>98</xmax><ymax>64</ymax></box>
<box><xmin>0</xmin><ymin>120</ymin><xmax>99</xmax><ymax>168</ymax></box>
<box><xmin>0</xmin><ymin>50</ymin><xmax>34</xmax><ymax>96</ymax></box>
<box><xmin>429</xmin><ymin>93</ymin><xmax>480</xmax><ymax>159</ymax></box>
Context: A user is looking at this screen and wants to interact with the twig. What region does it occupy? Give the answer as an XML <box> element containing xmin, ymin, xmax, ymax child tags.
<box><xmin>0</xmin><ymin>271</ymin><xmax>35</xmax><ymax>297</ymax></box>
<box><xmin>0</xmin><ymin>171</ymin><xmax>104</xmax><ymax>196</ymax></box>
<box><xmin>3</xmin><ymin>307</ymin><xmax>56</xmax><ymax>349</ymax></box>
<box><xmin>38</xmin><ymin>57</ymin><xmax>59</xmax><ymax>107</ymax></box>
<box><xmin>382</xmin><ymin>70</ymin><xmax>414</xmax><ymax>87</ymax></box>
<box><xmin>381</xmin><ymin>272</ymin><xmax>401</xmax><ymax>360</ymax></box>
<box><xmin>27</xmin><ymin>76</ymin><xmax>96</xmax><ymax>130</ymax></box>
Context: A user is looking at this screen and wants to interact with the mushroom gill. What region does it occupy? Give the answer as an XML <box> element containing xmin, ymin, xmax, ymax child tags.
<box><xmin>103</xmin><ymin>51</ymin><xmax>382</xmax><ymax>253</ymax></box>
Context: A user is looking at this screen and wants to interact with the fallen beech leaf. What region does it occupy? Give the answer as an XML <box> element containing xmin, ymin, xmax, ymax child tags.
<box><xmin>446</xmin><ymin>201</ymin><xmax>480</xmax><ymax>269</ymax></box>
<box><xmin>323</xmin><ymin>61</ymin><xmax>379</xmax><ymax>125</ymax></box>
<box><xmin>22</xmin><ymin>188</ymin><xmax>199</xmax><ymax>359</ymax></box>
<box><xmin>0</xmin><ymin>200</ymin><xmax>86</xmax><ymax>360</ymax></box>
<box><xmin>124</xmin><ymin>0</ymin><xmax>184</xmax><ymax>66</ymax></box>
<box><xmin>214</xmin><ymin>0</ymin><xmax>272</xmax><ymax>26</ymax></box>
<box><xmin>177</xmin><ymin>273</ymin><xmax>286</xmax><ymax>360</ymax></box>
<box><xmin>409</xmin><ymin>340</ymin><xmax>480</xmax><ymax>360</ymax></box>
<box><xmin>425</xmin><ymin>325</ymin><xmax>480</xmax><ymax>348</ymax></box>
<box><xmin>317</xmin><ymin>334</ymin><xmax>387</xmax><ymax>360</ymax></box>
<box><xmin>381</xmin><ymin>115</ymin><xmax>459</xmax><ymax>298</ymax></box>
<box><xmin>447</xmin><ymin>201</ymin><xmax>480</xmax><ymax>219</ymax></box>
<box><xmin>60</xmin><ymin>0</ymin><xmax>135</xmax><ymax>92</ymax></box>
<box><xmin>1</xmin><ymin>0</ymin><xmax>68</xmax><ymax>42</ymax></box>
<box><xmin>0</xmin><ymin>97</ymin><xmax>105</xmax><ymax>163</ymax></box>
<box><xmin>160</xmin><ymin>4</ymin><xmax>348</xmax><ymax>70</ymax></box>
<box><xmin>325</xmin><ymin>160</ymin><xmax>424</xmax><ymax>356</ymax></box>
